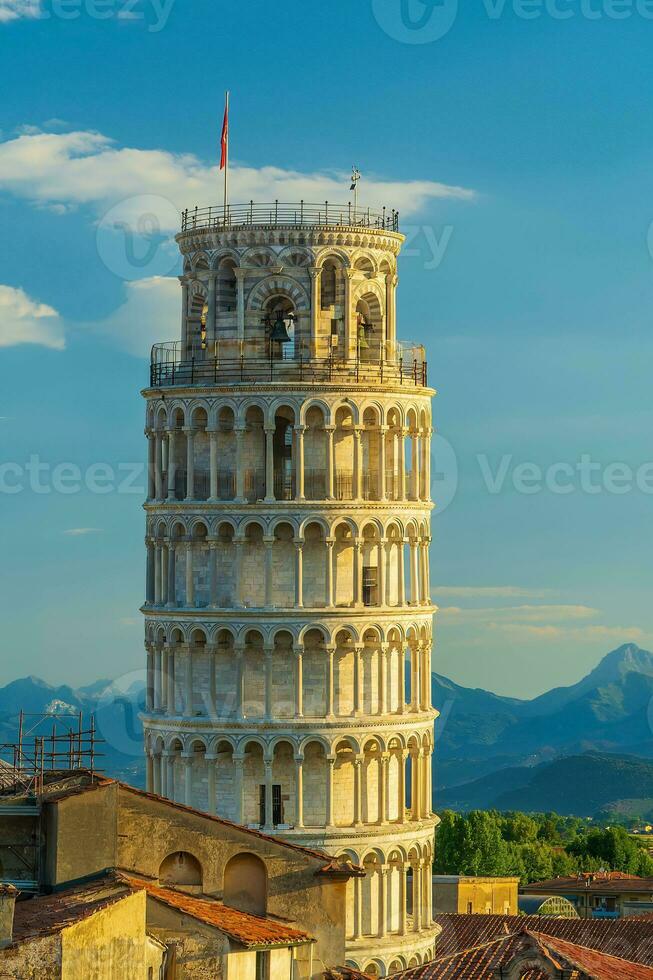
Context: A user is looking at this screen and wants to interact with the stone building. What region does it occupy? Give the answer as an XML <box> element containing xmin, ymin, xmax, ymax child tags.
<box><xmin>0</xmin><ymin>771</ymin><xmax>358</xmax><ymax>978</ymax></box>
<box><xmin>141</xmin><ymin>201</ymin><xmax>439</xmax><ymax>974</ymax></box>
<box><xmin>432</xmin><ymin>875</ymin><xmax>519</xmax><ymax>916</ymax></box>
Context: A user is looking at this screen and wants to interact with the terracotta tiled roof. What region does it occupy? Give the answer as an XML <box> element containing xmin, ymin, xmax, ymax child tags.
<box><xmin>10</xmin><ymin>877</ymin><xmax>134</xmax><ymax>944</ymax></box>
<box><xmin>385</xmin><ymin>914</ymin><xmax>653</xmax><ymax>978</ymax></box>
<box><xmin>534</xmin><ymin>931</ymin><xmax>653</xmax><ymax>980</ymax></box>
<box><xmin>117</xmin><ymin>872</ymin><xmax>314</xmax><ymax>948</ymax></box>
<box><xmin>38</xmin><ymin>774</ymin><xmax>361</xmax><ymax>876</ymax></box>
<box><xmin>528</xmin><ymin>873</ymin><xmax>653</xmax><ymax>894</ymax></box>
<box><xmin>386</xmin><ymin>924</ymin><xmax>653</xmax><ymax>979</ymax></box>
<box><xmin>433</xmin><ymin>912</ymin><xmax>653</xmax><ymax>963</ymax></box>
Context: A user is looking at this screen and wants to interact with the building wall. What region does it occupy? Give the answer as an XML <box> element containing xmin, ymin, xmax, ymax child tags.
<box><xmin>60</xmin><ymin>890</ymin><xmax>158</xmax><ymax>980</ymax></box>
<box><xmin>147</xmin><ymin>901</ymin><xmax>230</xmax><ymax>979</ymax></box>
<box><xmin>44</xmin><ymin>784</ymin><xmax>119</xmax><ymax>889</ymax></box>
<box><xmin>115</xmin><ymin>789</ymin><xmax>347</xmax><ymax>978</ymax></box>
<box><xmin>0</xmin><ymin>935</ymin><xmax>60</xmax><ymax>979</ymax></box>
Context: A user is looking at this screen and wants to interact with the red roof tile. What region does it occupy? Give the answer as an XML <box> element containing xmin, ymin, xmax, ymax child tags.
<box><xmin>434</xmin><ymin>912</ymin><xmax>653</xmax><ymax>963</ymax></box>
<box><xmin>534</xmin><ymin>931</ymin><xmax>653</xmax><ymax>980</ymax></box>
<box><xmin>11</xmin><ymin>877</ymin><xmax>134</xmax><ymax>944</ymax></box>
<box><xmin>386</xmin><ymin>926</ymin><xmax>653</xmax><ymax>979</ymax></box>
<box><xmin>117</xmin><ymin>872</ymin><xmax>313</xmax><ymax>948</ymax></box>
<box><xmin>385</xmin><ymin>915</ymin><xmax>653</xmax><ymax>979</ymax></box>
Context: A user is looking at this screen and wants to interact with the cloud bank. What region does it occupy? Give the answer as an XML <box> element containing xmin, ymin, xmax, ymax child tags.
<box><xmin>0</xmin><ymin>128</ymin><xmax>476</xmax><ymax>229</ymax></box>
<box><xmin>0</xmin><ymin>284</ymin><xmax>65</xmax><ymax>349</ymax></box>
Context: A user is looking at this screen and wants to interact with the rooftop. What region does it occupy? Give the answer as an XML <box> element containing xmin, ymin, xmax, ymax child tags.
<box><xmin>384</xmin><ymin>926</ymin><xmax>653</xmax><ymax>979</ymax></box>
<box><xmin>528</xmin><ymin>873</ymin><xmax>653</xmax><ymax>894</ymax></box>
<box><xmin>9</xmin><ymin>871</ymin><xmax>314</xmax><ymax>951</ymax></box>
<box><xmin>118</xmin><ymin>872</ymin><xmax>313</xmax><ymax>948</ymax></box>
<box><xmin>13</xmin><ymin>771</ymin><xmax>362</xmax><ymax>877</ymax></box>
<box><xmin>178</xmin><ymin>201</ymin><xmax>401</xmax><ymax>235</ymax></box>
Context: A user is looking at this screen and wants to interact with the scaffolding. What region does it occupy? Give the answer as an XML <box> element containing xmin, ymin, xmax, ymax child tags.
<box><xmin>0</xmin><ymin>710</ymin><xmax>103</xmax><ymax>798</ymax></box>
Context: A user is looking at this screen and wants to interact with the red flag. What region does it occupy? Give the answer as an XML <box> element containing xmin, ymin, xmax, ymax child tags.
<box><xmin>220</xmin><ymin>95</ymin><xmax>229</xmax><ymax>171</ymax></box>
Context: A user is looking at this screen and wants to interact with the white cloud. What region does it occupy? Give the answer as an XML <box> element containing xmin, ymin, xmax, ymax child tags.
<box><xmin>84</xmin><ymin>276</ymin><xmax>179</xmax><ymax>357</ymax></box>
<box><xmin>62</xmin><ymin>527</ymin><xmax>102</xmax><ymax>536</ymax></box>
<box><xmin>0</xmin><ymin>128</ymin><xmax>476</xmax><ymax>230</ymax></box>
<box><xmin>0</xmin><ymin>284</ymin><xmax>65</xmax><ymax>350</ymax></box>
<box><xmin>487</xmin><ymin>623</ymin><xmax>647</xmax><ymax>642</ymax></box>
<box><xmin>439</xmin><ymin>604</ymin><xmax>599</xmax><ymax>624</ymax></box>
<box><xmin>0</xmin><ymin>1</ymin><xmax>42</xmax><ymax>23</ymax></box>
<box><xmin>432</xmin><ymin>585</ymin><xmax>553</xmax><ymax>599</ymax></box>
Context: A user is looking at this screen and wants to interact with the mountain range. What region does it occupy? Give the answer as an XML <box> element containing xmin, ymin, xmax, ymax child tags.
<box><xmin>432</xmin><ymin>643</ymin><xmax>653</xmax><ymax>815</ymax></box>
<box><xmin>0</xmin><ymin>675</ymin><xmax>146</xmax><ymax>787</ymax></box>
<box><xmin>2</xmin><ymin>642</ymin><xmax>653</xmax><ymax>816</ymax></box>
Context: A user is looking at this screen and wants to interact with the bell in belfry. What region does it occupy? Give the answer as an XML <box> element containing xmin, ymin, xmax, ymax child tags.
<box><xmin>270</xmin><ymin>311</ymin><xmax>292</xmax><ymax>343</ymax></box>
<box><xmin>358</xmin><ymin>316</ymin><xmax>374</xmax><ymax>350</ymax></box>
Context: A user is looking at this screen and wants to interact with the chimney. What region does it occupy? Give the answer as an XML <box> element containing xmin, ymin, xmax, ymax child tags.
<box><xmin>0</xmin><ymin>885</ymin><xmax>18</xmax><ymax>948</ymax></box>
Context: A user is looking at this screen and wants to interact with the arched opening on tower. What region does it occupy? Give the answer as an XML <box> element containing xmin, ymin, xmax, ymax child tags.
<box><xmin>304</xmin><ymin>405</ymin><xmax>328</xmax><ymax>500</ymax></box>
<box><xmin>215</xmin><ymin>631</ymin><xmax>236</xmax><ymax>718</ymax></box>
<box><xmin>273</xmin><ymin>405</ymin><xmax>296</xmax><ymax>501</ymax></box>
<box><xmin>263</xmin><ymin>296</ymin><xmax>296</xmax><ymax>361</ymax></box>
<box><xmin>361</xmin><ymin>407</ymin><xmax>382</xmax><ymax>501</ymax></box>
<box><xmin>216</xmin><ymin>257</ymin><xmax>237</xmax><ymax>315</ymax></box>
<box><xmin>270</xmin><ymin>521</ymin><xmax>295</xmax><ymax>607</ymax></box>
<box><xmin>334</xmin><ymin>406</ymin><xmax>355</xmax><ymax>500</ymax></box>
<box><xmin>243</xmin><ymin>405</ymin><xmax>265</xmax><ymax>502</ymax></box>
<box><xmin>216</xmin><ymin>406</ymin><xmax>236</xmax><ymax>500</ymax></box>
<box><xmin>271</xmin><ymin>630</ymin><xmax>294</xmax><ymax>719</ymax></box>
<box><xmin>303</xmin><ymin>521</ymin><xmax>326</xmax><ymax>608</ymax></box>
<box><xmin>355</xmin><ymin>292</ymin><xmax>383</xmax><ymax>362</ymax></box>
<box><xmin>242</xmin><ymin>629</ymin><xmax>265</xmax><ymax>716</ymax></box>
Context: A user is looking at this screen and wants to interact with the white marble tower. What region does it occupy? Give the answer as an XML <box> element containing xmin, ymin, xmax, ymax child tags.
<box><xmin>142</xmin><ymin>201</ymin><xmax>439</xmax><ymax>974</ymax></box>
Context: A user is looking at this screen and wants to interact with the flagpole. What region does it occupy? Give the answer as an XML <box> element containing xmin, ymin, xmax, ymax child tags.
<box><xmin>223</xmin><ymin>90</ymin><xmax>230</xmax><ymax>223</ymax></box>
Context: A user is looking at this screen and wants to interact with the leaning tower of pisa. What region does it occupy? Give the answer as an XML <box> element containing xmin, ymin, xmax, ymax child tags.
<box><xmin>142</xmin><ymin>200</ymin><xmax>438</xmax><ymax>974</ymax></box>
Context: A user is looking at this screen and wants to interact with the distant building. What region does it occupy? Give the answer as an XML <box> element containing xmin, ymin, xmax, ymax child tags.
<box><xmin>526</xmin><ymin>871</ymin><xmax>653</xmax><ymax>919</ymax></box>
<box><xmin>432</xmin><ymin>875</ymin><xmax>519</xmax><ymax>915</ymax></box>
<box><xmin>0</xmin><ymin>771</ymin><xmax>361</xmax><ymax>978</ymax></box>
<box><xmin>518</xmin><ymin>894</ymin><xmax>579</xmax><ymax>918</ymax></box>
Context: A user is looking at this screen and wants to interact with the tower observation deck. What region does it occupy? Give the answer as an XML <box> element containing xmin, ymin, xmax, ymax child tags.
<box><xmin>142</xmin><ymin>202</ymin><xmax>439</xmax><ymax>975</ymax></box>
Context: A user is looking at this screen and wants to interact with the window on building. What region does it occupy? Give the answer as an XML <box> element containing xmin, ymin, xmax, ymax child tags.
<box><xmin>466</xmin><ymin>901</ymin><xmax>473</xmax><ymax>914</ymax></box>
<box><xmin>362</xmin><ymin>566</ymin><xmax>378</xmax><ymax>606</ymax></box>
<box><xmin>256</xmin><ymin>950</ymin><xmax>268</xmax><ymax>980</ymax></box>
<box><xmin>258</xmin><ymin>785</ymin><xmax>283</xmax><ymax>826</ymax></box>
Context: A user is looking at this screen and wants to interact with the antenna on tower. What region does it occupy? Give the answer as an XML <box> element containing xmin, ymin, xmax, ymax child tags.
<box><xmin>350</xmin><ymin>166</ymin><xmax>361</xmax><ymax>220</ymax></box>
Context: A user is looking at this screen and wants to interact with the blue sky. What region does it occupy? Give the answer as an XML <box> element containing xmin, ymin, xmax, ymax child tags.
<box><xmin>1</xmin><ymin>0</ymin><xmax>653</xmax><ymax>697</ymax></box>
